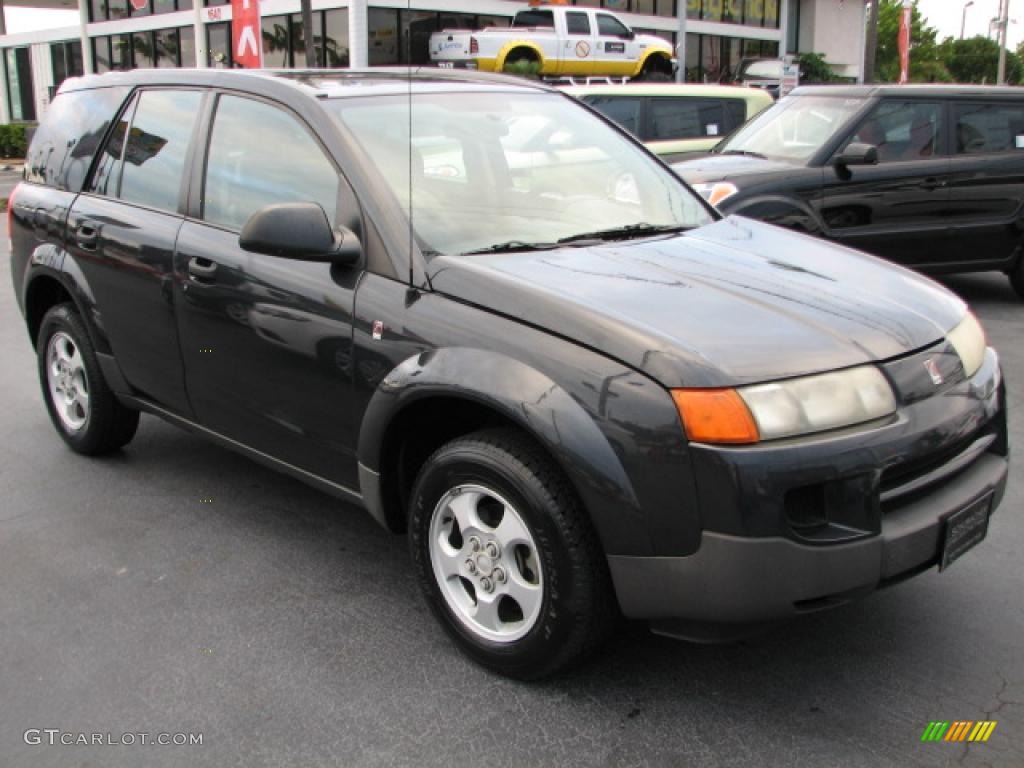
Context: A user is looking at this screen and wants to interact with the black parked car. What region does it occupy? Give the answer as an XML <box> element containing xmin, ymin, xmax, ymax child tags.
<box><xmin>11</xmin><ymin>70</ymin><xmax>1008</xmax><ymax>679</ymax></box>
<box><xmin>675</xmin><ymin>84</ymin><xmax>1024</xmax><ymax>298</ymax></box>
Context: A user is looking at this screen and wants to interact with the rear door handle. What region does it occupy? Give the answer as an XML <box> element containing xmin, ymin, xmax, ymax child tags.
<box><xmin>76</xmin><ymin>222</ymin><xmax>99</xmax><ymax>250</ymax></box>
<box><xmin>919</xmin><ymin>177</ymin><xmax>947</xmax><ymax>190</ymax></box>
<box><xmin>187</xmin><ymin>256</ymin><xmax>218</xmax><ymax>281</ymax></box>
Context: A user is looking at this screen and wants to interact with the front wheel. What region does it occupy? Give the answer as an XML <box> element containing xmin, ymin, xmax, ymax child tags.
<box><xmin>408</xmin><ymin>428</ymin><xmax>614</xmax><ymax>679</ymax></box>
<box><xmin>37</xmin><ymin>303</ymin><xmax>139</xmax><ymax>455</ymax></box>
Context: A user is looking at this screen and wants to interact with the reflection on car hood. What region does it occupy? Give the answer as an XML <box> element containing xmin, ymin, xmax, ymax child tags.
<box><xmin>673</xmin><ymin>154</ymin><xmax>799</xmax><ymax>183</ymax></box>
<box><xmin>427</xmin><ymin>216</ymin><xmax>966</xmax><ymax>388</ymax></box>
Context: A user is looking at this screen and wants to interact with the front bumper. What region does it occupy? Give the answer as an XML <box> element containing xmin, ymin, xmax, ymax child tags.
<box><xmin>610</xmin><ymin>347</ymin><xmax>1009</xmax><ymax>624</ymax></box>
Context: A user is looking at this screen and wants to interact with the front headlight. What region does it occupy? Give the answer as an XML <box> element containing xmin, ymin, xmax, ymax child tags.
<box><xmin>672</xmin><ymin>365</ymin><xmax>897</xmax><ymax>445</ymax></box>
<box><xmin>738</xmin><ymin>366</ymin><xmax>897</xmax><ymax>441</ymax></box>
<box><xmin>691</xmin><ymin>181</ymin><xmax>739</xmax><ymax>207</ymax></box>
<box><xmin>947</xmin><ymin>311</ymin><xmax>987</xmax><ymax>378</ymax></box>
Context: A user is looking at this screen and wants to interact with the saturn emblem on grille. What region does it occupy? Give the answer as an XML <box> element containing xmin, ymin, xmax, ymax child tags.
<box><xmin>923</xmin><ymin>358</ymin><xmax>944</xmax><ymax>386</ymax></box>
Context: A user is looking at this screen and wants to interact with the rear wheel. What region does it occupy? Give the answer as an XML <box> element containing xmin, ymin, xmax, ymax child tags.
<box><xmin>408</xmin><ymin>428</ymin><xmax>613</xmax><ymax>679</ymax></box>
<box><xmin>37</xmin><ymin>303</ymin><xmax>139</xmax><ymax>455</ymax></box>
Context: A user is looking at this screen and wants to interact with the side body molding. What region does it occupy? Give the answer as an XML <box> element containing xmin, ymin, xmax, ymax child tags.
<box><xmin>357</xmin><ymin>347</ymin><xmax>648</xmax><ymax>556</ymax></box>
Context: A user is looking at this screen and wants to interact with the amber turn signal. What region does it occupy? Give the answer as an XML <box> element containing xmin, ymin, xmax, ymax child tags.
<box><xmin>671</xmin><ymin>388</ymin><xmax>760</xmax><ymax>445</ymax></box>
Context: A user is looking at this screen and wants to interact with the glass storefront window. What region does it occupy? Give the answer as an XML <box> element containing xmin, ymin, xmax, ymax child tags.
<box><xmin>156</xmin><ymin>28</ymin><xmax>179</xmax><ymax>67</ymax></box>
<box><xmin>111</xmin><ymin>34</ymin><xmax>132</xmax><ymax>70</ymax></box>
<box><xmin>207</xmin><ymin>22</ymin><xmax>232</xmax><ymax>67</ymax></box>
<box><xmin>179</xmin><ymin>26</ymin><xmax>197</xmax><ymax>67</ymax></box>
<box><xmin>368</xmin><ymin>8</ymin><xmax>399</xmax><ymax>65</ymax></box>
<box><xmin>262</xmin><ymin>15</ymin><xmax>290</xmax><ymax>68</ymax></box>
<box><xmin>93</xmin><ymin>38</ymin><xmax>111</xmax><ymax>73</ymax></box>
<box><xmin>6</xmin><ymin>48</ymin><xmax>36</xmax><ymax>121</ymax></box>
<box><xmin>323</xmin><ymin>10</ymin><xmax>350</xmax><ymax>67</ymax></box>
<box><xmin>133</xmin><ymin>31</ymin><xmax>154</xmax><ymax>68</ymax></box>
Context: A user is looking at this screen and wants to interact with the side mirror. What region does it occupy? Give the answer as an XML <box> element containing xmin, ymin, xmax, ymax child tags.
<box><xmin>239</xmin><ymin>202</ymin><xmax>361</xmax><ymax>265</ymax></box>
<box><xmin>622</xmin><ymin>29</ymin><xmax>636</xmax><ymax>40</ymax></box>
<box><xmin>835</xmin><ymin>142</ymin><xmax>878</xmax><ymax>168</ymax></box>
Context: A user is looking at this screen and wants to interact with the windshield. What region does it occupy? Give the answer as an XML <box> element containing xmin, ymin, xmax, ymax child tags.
<box><xmin>740</xmin><ymin>60</ymin><xmax>782</xmax><ymax>79</ymax></box>
<box><xmin>716</xmin><ymin>95</ymin><xmax>867</xmax><ymax>162</ymax></box>
<box><xmin>330</xmin><ymin>91</ymin><xmax>711</xmax><ymax>256</ymax></box>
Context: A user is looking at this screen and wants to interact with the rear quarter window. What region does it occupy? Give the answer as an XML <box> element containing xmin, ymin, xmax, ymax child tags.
<box><xmin>955</xmin><ymin>102</ymin><xmax>1024</xmax><ymax>154</ymax></box>
<box><xmin>24</xmin><ymin>86</ymin><xmax>130</xmax><ymax>192</ymax></box>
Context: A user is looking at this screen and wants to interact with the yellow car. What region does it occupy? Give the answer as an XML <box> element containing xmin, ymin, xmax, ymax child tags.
<box><xmin>563</xmin><ymin>84</ymin><xmax>773</xmax><ymax>163</ymax></box>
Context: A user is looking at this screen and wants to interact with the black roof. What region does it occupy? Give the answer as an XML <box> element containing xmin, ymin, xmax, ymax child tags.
<box><xmin>59</xmin><ymin>67</ymin><xmax>555</xmax><ymax>98</ymax></box>
<box><xmin>791</xmin><ymin>83</ymin><xmax>1024</xmax><ymax>99</ymax></box>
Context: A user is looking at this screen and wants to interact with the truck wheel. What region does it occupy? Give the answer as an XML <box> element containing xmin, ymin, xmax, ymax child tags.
<box><xmin>408</xmin><ymin>428</ymin><xmax>614</xmax><ymax>679</ymax></box>
<box><xmin>37</xmin><ymin>303</ymin><xmax>139</xmax><ymax>455</ymax></box>
<box><xmin>637</xmin><ymin>57</ymin><xmax>673</xmax><ymax>82</ymax></box>
<box><xmin>502</xmin><ymin>50</ymin><xmax>541</xmax><ymax>79</ymax></box>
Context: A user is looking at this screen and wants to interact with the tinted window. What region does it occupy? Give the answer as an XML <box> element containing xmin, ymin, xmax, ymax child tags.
<box><xmin>649</xmin><ymin>98</ymin><xmax>726</xmax><ymax>140</ymax></box>
<box><xmin>87</xmin><ymin>97</ymin><xmax>134</xmax><ymax>197</ymax></box>
<box><xmin>24</xmin><ymin>86</ymin><xmax>129</xmax><ymax>191</ymax></box>
<box><xmin>955</xmin><ymin>102</ymin><xmax>1024</xmax><ymax>154</ymax></box>
<box><xmin>847</xmin><ymin>101</ymin><xmax>942</xmax><ymax>163</ymax></box>
<box><xmin>584</xmin><ymin>96</ymin><xmax>643</xmax><ymax>137</ymax></box>
<box><xmin>203</xmin><ymin>95</ymin><xmax>339</xmax><ymax>231</ymax></box>
<box><xmin>118</xmin><ymin>89</ymin><xmax>202</xmax><ymax>211</ymax></box>
<box><xmin>566</xmin><ymin>12</ymin><xmax>591</xmax><ymax>35</ymax></box>
<box><xmin>596</xmin><ymin>14</ymin><xmax>630</xmax><ymax>37</ymax></box>
<box><xmin>723</xmin><ymin>99</ymin><xmax>747</xmax><ymax>131</ymax></box>
<box><xmin>513</xmin><ymin>10</ymin><xmax>553</xmax><ymax>28</ymax></box>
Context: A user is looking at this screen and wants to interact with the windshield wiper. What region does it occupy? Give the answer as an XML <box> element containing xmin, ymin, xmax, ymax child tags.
<box><xmin>461</xmin><ymin>240</ymin><xmax>560</xmax><ymax>255</ymax></box>
<box><xmin>556</xmin><ymin>223</ymin><xmax>690</xmax><ymax>245</ymax></box>
<box><xmin>715</xmin><ymin>149</ymin><xmax>767</xmax><ymax>158</ymax></box>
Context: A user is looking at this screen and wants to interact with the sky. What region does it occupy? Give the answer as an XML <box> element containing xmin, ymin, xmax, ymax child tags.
<box><xmin>914</xmin><ymin>0</ymin><xmax>1023</xmax><ymax>49</ymax></box>
<box><xmin>4</xmin><ymin>1</ymin><xmax>1024</xmax><ymax>52</ymax></box>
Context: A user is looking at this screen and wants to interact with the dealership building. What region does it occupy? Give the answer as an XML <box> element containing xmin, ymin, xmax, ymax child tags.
<box><xmin>0</xmin><ymin>0</ymin><xmax>867</xmax><ymax>124</ymax></box>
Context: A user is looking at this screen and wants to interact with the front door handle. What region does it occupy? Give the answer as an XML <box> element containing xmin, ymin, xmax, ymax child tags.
<box><xmin>76</xmin><ymin>222</ymin><xmax>98</xmax><ymax>250</ymax></box>
<box><xmin>919</xmin><ymin>177</ymin><xmax>947</xmax><ymax>190</ymax></box>
<box><xmin>187</xmin><ymin>257</ymin><xmax>218</xmax><ymax>282</ymax></box>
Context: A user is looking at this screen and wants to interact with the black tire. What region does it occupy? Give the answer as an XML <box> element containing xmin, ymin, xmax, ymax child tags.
<box><xmin>37</xmin><ymin>303</ymin><xmax>139</xmax><ymax>455</ymax></box>
<box><xmin>637</xmin><ymin>69</ymin><xmax>672</xmax><ymax>82</ymax></box>
<box><xmin>408</xmin><ymin>428</ymin><xmax>614</xmax><ymax>680</ymax></box>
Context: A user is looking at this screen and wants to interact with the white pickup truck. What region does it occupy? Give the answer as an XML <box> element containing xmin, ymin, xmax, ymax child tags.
<box><xmin>429</xmin><ymin>4</ymin><xmax>675</xmax><ymax>81</ymax></box>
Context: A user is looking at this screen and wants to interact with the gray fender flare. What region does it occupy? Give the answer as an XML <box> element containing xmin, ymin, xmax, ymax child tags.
<box><xmin>356</xmin><ymin>347</ymin><xmax>648</xmax><ymax>555</ymax></box>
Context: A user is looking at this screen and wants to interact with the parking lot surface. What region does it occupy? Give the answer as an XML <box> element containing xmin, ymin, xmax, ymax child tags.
<box><xmin>1</xmin><ymin>228</ymin><xmax>1021</xmax><ymax>767</ymax></box>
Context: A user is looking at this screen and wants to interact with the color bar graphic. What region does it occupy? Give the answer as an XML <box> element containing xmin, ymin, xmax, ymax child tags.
<box><xmin>921</xmin><ymin>721</ymin><xmax>997</xmax><ymax>742</ymax></box>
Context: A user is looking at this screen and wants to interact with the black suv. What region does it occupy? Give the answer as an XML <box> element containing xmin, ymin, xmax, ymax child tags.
<box><xmin>675</xmin><ymin>85</ymin><xmax>1024</xmax><ymax>297</ymax></box>
<box><xmin>11</xmin><ymin>70</ymin><xmax>1008</xmax><ymax>679</ymax></box>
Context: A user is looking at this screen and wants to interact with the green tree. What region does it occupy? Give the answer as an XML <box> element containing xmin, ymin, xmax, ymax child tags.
<box><xmin>941</xmin><ymin>35</ymin><xmax>1022</xmax><ymax>84</ymax></box>
<box><xmin>874</xmin><ymin>0</ymin><xmax>951</xmax><ymax>82</ymax></box>
<box><xmin>798</xmin><ymin>52</ymin><xmax>836</xmax><ymax>83</ymax></box>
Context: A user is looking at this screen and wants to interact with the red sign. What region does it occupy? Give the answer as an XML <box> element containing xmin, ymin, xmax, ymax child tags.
<box><xmin>231</xmin><ymin>0</ymin><xmax>263</xmax><ymax>69</ymax></box>
<box><xmin>898</xmin><ymin>0</ymin><xmax>912</xmax><ymax>84</ymax></box>
<box><xmin>129</xmin><ymin>0</ymin><xmax>147</xmax><ymax>10</ymax></box>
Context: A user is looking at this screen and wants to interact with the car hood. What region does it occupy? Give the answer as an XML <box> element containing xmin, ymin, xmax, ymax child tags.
<box><xmin>673</xmin><ymin>154</ymin><xmax>800</xmax><ymax>184</ymax></box>
<box><xmin>427</xmin><ymin>217</ymin><xmax>966</xmax><ymax>388</ymax></box>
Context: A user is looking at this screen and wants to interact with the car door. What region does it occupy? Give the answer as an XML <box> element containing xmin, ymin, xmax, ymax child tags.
<box><xmin>66</xmin><ymin>87</ymin><xmax>205</xmax><ymax>416</ymax></box>
<box><xmin>817</xmin><ymin>99</ymin><xmax>952</xmax><ymax>266</ymax></box>
<box><xmin>592</xmin><ymin>12</ymin><xmax>635</xmax><ymax>76</ymax></box>
<box><xmin>944</xmin><ymin>99</ymin><xmax>1024</xmax><ymax>270</ymax></box>
<box><xmin>558</xmin><ymin>10</ymin><xmax>596</xmax><ymax>77</ymax></box>
<box><xmin>173</xmin><ymin>93</ymin><xmax>363</xmax><ymax>489</ymax></box>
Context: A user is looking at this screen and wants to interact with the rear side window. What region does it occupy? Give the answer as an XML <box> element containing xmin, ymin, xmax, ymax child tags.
<box><xmin>566</xmin><ymin>12</ymin><xmax>591</xmax><ymax>35</ymax></box>
<box><xmin>118</xmin><ymin>90</ymin><xmax>202</xmax><ymax>212</ymax></box>
<box><xmin>955</xmin><ymin>102</ymin><xmax>1024</xmax><ymax>154</ymax></box>
<box><xmin>24</xmin><ymin>86</ymin><xmax>129</xmax><ymax>192</ymax></box>
<box><xmin>513</xmin><ymin>10</ymin><xmax>554</xmax><ymax>28</ymax></box>
<box><xmin>584</xmin><ymin>96</ymin><xmax>643</xmax><ymax>137</ymax></box>
<box><xmin>202</xmin><ymin>95</ymin><xmax>339</xmax><ymax>231</ymax></box>
<box><xmin>649</xmin><ymin>98</ymin><xmax>732</xmax><ymax>140</ymax></box>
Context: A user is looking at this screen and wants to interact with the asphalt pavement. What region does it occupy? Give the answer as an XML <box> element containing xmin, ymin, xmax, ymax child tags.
<box><xmin>1</xmin><ymin>224</ymin><xmax>1022</xmax><ymax>767</ymax></box>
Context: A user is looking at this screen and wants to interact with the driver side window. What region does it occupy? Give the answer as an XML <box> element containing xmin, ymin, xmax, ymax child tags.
<box><xmin>843</xmin><ymin>101</ymin><xmax>943</xmax><ymax>163</ymax></box>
